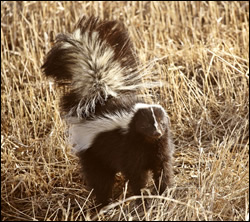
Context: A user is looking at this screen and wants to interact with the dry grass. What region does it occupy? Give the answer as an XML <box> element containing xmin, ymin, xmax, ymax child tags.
<box><xmin>1</xmin><ymin>1</ymin><xmax>249</xmax><ymax>221</ymax></box>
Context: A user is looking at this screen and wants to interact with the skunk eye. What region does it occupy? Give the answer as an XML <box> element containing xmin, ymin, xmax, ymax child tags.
<box><xmin>160</xmin><ymin>121</ymin><xmax>168</xmax><ymax>129</ymax></box>
<box><xmin>160</xmin><ymin>120</ymin><xmax>166</xmax><ymax>125</ymax></box>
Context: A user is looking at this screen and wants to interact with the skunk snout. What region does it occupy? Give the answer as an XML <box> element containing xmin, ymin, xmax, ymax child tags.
<box><xmin>152</xmin><ymin>129</ymin><xmax>163</xmax><ymax>138</ymax></box>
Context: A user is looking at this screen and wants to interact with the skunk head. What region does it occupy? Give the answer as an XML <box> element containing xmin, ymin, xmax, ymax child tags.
<box><xmin>131</xmin><ymin>104</ymin><xmax>169</xmax><ymax>140</ymax></box>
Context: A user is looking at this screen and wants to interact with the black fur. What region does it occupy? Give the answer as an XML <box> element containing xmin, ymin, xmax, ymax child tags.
<box><xmin>78</xmin><ymin>106</ymin><xmax>174</xmax><ymax>206</ymax></box>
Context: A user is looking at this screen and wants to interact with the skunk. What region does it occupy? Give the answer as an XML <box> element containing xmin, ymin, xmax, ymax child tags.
<box><xmin>42</xmin><ymin>16</ymin><xmax>174</xmax><ymax>206</ymax></box>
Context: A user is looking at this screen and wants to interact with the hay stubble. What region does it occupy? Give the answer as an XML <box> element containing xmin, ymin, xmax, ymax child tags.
<box><xmin>1</xmin><ymin>1</ymin><xmax>249</xmax><ymax>221</ymax></box>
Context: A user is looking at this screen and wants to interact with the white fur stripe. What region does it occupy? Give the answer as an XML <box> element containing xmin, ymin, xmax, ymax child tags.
<box><xmin>67</xmin><ymin>103</ymin><xmax>167</xmax><ymax>153</ymax></box>
<box><xmin>150</xmin><ymin>107</ymin><xmax>159</xmax><ymax>131</ymax></box>
<box><xmin>134</xmin><ymin>103</ymin><xmax>167</xmax><ymax>116</ymax></box>
<box><xmin>68</xmin><ymin>111</ymin><xmax>134</xmax><ymax>153</ymax></box>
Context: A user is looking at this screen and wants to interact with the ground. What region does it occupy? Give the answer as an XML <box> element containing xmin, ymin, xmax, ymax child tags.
<box><xmin>1</xmin><ymin>1</ymin><xmax>249</xmax><ymax>221</ymax></box>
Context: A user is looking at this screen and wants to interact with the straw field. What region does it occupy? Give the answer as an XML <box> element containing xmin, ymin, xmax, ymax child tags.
<box><xmin>1</xmin><ymin>1</ymin><xmax>249</xmax><ymax>221</ymax></box>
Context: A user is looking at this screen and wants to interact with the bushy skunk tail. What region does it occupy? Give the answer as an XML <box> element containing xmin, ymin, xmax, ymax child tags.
<box><xmin>42</xmin><ymin>16</ymin><xmax>158</xmax><ymax>117</ymax></box>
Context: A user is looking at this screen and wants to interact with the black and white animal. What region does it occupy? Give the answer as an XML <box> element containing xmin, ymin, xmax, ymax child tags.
<box><xmin>42</xmin><ymin>16</ymin><xmax>174</xmax><ymax>206</ymax></box>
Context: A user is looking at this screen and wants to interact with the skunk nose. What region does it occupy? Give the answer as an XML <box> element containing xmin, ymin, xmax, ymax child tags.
<box><xmin>153</xmin><ymin>130</ymin><xmax>162</xmax><ymax>138</ymax></box>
